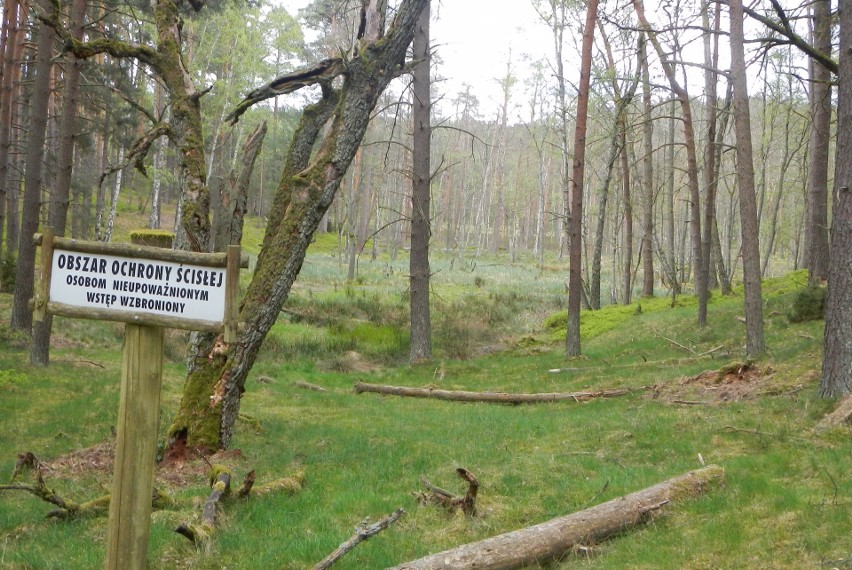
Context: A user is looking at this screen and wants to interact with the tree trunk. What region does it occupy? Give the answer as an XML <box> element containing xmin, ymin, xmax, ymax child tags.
<box><xmin>409</xmin><ymin>0</ymin><xmax>431</xmax><ymax>362</ymax></box>
<box><xmin>389</xmin><ymin>465</ymin><xmax>724</xmax><ymax>570</ymax></box>
<box><xmin>821</xmin><ymin>4</ymin><xmax>852</xmax><ymax>398</ymax></box>
<box><xmin>167</xmin><ymin>0</ymin><xmax>429</xmax><ymax>451</ymax></box>
<box><xmin>634</xmin><ymin>0</ymin><xmax>705</xmax><ymax>324</ymax></box>
<box><xmin>212</xmin><ymin>122</ymin><xmax>267</xmax><ymax>252</ymax></box>
<box><xmin>11</xmin><ymin>2</ymin><xmax>54</xmax><ymax>333</ymax></box>
<box><xmin>729</xmin><ymin>0</ymin><xmax>765</xmax><ymax>358</ymax></box>
<box><xmin>640</xmin><ymin>34</ymin><xmax>654</xmax><ymax>298</ymax></box>
<box><xmin>620</xmin><ymin>125</ymin><xmax>633</xmax><ymax>305</ymax></box>
<box><xmin>0</xmin><ymin>0</ymin><xmax>21</xmax><ymax>256</ymax></box>
<box><xmin>30</xmin><ymin>0</ymin><xmax>86</xmax><ymax>366</ymax></box>
<box><xmin>804</xmin><ymin>0</ymin><xmax>832</xmax><ymax>285</ymax></box>
<box><xmin>701</xmin><ymin>0</ymin><xmax>720</xmax><ymax>299</ymax></box>
<box><xmin>566</xmin><ymin>0</ymin><xmax>598</xmax><ymax>357</ymax></box>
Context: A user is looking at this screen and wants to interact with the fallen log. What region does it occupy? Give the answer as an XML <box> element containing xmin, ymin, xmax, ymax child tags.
<box><xmin>312</xmin><ymin>508</ymin><xmax>405</xmax><ymax>570</ymax></box>
<box><xmin>389</xmin><ymin>465</ymin><xmax>724</xmax><ymax>570</ymax></box>
<box><xmin>354</xmin><ymin>382</ymin><xmax>634</xmax><ymax>404</ymax></box>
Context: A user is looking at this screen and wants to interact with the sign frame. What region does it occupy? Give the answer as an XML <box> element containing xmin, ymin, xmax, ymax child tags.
<box><xmin>34</xmin><ymin>231</ymin><xmax>246</xmax><ymax>341</ymax></box>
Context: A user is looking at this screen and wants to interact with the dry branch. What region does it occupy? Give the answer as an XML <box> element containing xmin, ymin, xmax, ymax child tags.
<box><xmin>312</xmin><ymin>508</ymin><xmax>405</xmax><ymax>570</ymax></box>
<box><xmin>354</xmin><ymin>382</ymin><xmax>633</xmax><ymax>404</ymax></box>
<box><xmin>389</xmin><ymin>465</ymin><xmax>724</xmax><ymax>570</ymax></box>
<box><xmin>175</xmin><ymin>467</ymin><xmax>232</xmax><ymax>544</ymax></box>
<box><xmin>2</xmin><ymin>452</ymin><xmax>174</xmax><ymax>520</ymax></box>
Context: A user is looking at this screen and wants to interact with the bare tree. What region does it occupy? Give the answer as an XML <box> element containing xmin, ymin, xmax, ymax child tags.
<box><xmin>633</xmin><ymin>0</ymin><xmax>706</xmax><ymax>326</ymax></box>
<box><xmin>566</xmin><ymin>0</ymin><xmax>599</xmax><ymax>356</ymax></box>
<box><xmin>409</xmin><ymin>0</ymin><xmax>431</xmax><ymax>362</ymax></box>
<box><xmin>729</xmin><ymin>0</ymin><xmax>765</xmax><ymax>358</ymax></box>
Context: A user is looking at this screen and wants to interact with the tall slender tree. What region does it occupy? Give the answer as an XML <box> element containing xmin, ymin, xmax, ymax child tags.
<box><xmin>729</xmin><ymin>0</ymin><xmax>765</xmax><ymax>358</ymax></box>
<box><xmin>566</xmin><ymin>0</ymin><xmax>598</xmax><ymax>356</ymax></box>
<box><xmin>633</xmin><ymin>0</ymin><xmax>706</xmax><ymax>326</ymax></box>
<box><xmin>821</xmin><ymin>0</ymin><xmax>852</xmax><ymax>398</ymax></box>
<box><xmin>409</xmin><ymin>0</ymin><xmax>431</xmax><ymax>362</ymax></box>
<box><xmin>804</xmin><ymin>0</ymin><xmax>832</xmax><ymax>285</ymax></box>
<box><xmin>11</xmin><ymin>0</ymin><xmax>55</xmax><ymax>333</ymax></box>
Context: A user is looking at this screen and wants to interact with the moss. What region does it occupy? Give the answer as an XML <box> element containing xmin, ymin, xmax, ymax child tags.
<box><xmin>129</xmin><ymin>229</ymin><xmax>175</xmax><ymax>248</ymax></box>
<box><xmin>167</xmin><ymin>359</ymin><xmax>230</xmax><ymax>451</ymax></box>
<box><xmin>208</xmin><ymin>464</ymin><xmax>232</xmax><ymax>490</ymax></box>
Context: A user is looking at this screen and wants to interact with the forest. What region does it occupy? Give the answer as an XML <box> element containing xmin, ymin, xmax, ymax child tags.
<box><xmin>0</xmin><ymin>0</ymin><xmax>850</xmax><ymax>568</ymax></box>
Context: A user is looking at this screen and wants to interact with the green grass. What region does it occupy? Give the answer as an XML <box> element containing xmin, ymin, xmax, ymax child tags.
<box><xmin>0</xmin><ymin>250</ymin><xmax>849</xmax><ymax>569</ymax></box>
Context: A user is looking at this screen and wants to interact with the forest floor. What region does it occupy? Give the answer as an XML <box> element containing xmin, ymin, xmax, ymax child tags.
<box><xmin>0</xmin><ymin>222</ymin><xmax>850</xmax><ymax>569</ymax></box>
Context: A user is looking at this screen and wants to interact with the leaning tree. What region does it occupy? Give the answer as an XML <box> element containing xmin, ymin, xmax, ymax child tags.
<box><xmin>44</xmin><ymin>0</ymin><xmax>428</xmax><ymax>451</ymax></box>
<box><xmin>168</xmin><ymin>0</ymin><xmax>429</xmax><ymax>450</ymax></box>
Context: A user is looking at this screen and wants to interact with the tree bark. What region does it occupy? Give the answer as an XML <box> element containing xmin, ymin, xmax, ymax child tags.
<box><xmin>167</xmin><ymin>0</ymin><xmax>429</xmax><ymax>450</ymax></box>
<box><xmin>389</xmin><ymin>465</ymin><xmax>724</xmax><ymax>570</ymax></box>
<box><xmin>804</xmin><ymin>0</ymin><xmax>831</xmax><ymax>285</ymax></box>
<box><xmin>566</xmin><ymin>0</ymin><xmax>599</xmax><ymax>356</ymax></box>
<box><xmin>821</xmin><ymin>3</ymin><xmax>852</xmax><ymax>398</ymax></box>
<box><xmin>409</xmin><ymin>0</ymin><xmax>431</xmax><ymax>362</ymax></box>
<box><xmin>11</xmin><ymin>1</ymin><xmax>54</xmax><ymax>333</ymax></box>
<box><xmin>640</xmin><ymin>34</ymin><xmax>655</xmax><ymax>298</ymax></box>
<box><xmin>212</xmin><ymin>121</ymin><xmax>267</xmax><ymax>252</ymax></box>
<box><xmin>729</xmin><ymin>0</ymin><xmax>765</xmax><ymax>358</ymax></box>
<box><xmin>0</xmin><ymin>0</ymin><xmax>21</xmax><ymax>256</ymax></box>
<box><xmin>30</xmin><ymin>0</ymin><xmax>86</xmax><ymax>365</ymax></box>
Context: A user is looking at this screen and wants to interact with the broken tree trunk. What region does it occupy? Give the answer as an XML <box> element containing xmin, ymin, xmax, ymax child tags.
<box><xmin>354</xmin><ymin>382</ymin><xmax>633</xmax><ymax>404</ymax></box>
<box><xmin>389</xmin><ymin>465</ymin><xmax>723</xmax><ymax>570</ymax></box>
<box><xmin>417</xmin><ymin>468</ymin><xmax>479</xmax><ymax>517</ymax></box>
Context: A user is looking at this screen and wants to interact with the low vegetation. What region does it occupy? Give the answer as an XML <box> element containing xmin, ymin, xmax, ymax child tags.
<box><xmin>0</xmin><ymin>238</ymin><xmax>849</xmax><ymax>569</ymax></box>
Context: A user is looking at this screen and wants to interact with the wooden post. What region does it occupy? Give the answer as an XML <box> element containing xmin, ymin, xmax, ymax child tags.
<box><xmin>104</xmin><ymin>324</ymin><xmax>164</xmax><ymax>570</ymax></box>
<box><xmin>104</xmin><ymin>232</ymin><xmax>172</xmax><ymax>570</ymax></box>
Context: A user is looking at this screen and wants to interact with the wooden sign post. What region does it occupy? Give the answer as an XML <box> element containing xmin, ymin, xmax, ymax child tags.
<box><xmin>33</xmin><ymin>229</ymin><xmax>245</xmax><ymax>570</ymax></box>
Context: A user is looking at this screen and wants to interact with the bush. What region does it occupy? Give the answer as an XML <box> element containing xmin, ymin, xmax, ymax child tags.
<box><xmin>0</xmin><ymin>253</ymin><xmax>15</xmax><ymax>293</ymax></box>
<box><xmin>787</xmin><ymin>286</ymin><xmax>826</xmax><ymax>323</ymax></box>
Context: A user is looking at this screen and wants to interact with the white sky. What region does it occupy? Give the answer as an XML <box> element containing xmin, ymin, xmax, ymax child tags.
<box><xmin>276</xmin><ymin>0</ymin><xmax>555</xmax><ymax>119</ymax></box>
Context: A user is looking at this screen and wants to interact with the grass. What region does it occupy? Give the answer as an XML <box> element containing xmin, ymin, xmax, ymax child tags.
<box><xmin>0</xmin><ymin>241</ymin><xmax>850</xmax><ymax>569</ymax></box>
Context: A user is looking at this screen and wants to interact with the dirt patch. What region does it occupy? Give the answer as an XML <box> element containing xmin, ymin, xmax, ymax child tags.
<box><xmin>43</xmin><ymin>442</ymin><xmax>247</xmax><ymax>489</ymax></box>
<box><xmin>647</xmin><ymin>362</ymin><xmax>795</xmax><ymax>404</ymax></box>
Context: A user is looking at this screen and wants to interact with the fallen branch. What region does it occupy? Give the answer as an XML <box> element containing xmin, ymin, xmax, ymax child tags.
<box><xmin>175</xmin><ymin>466</ymin><xmax>232</xmax><ymax>544</ymax></box>
<box><xmin>651</xmin><ymin>328</ymin><xmax>695</xmax><ymax>354</ymax></box>
<box><xmin>354</xmin><ymin>382</ymin><xmax>634</xmax><ymax>404</ymax></box>
<box><xmin>312</xmin><ymin>508</ymin><xmax>405</xmax><ymax>570</ymax></box>
<box><xmin>1</xmin><ymin>452</ymin><xmax>174</xmax><ymax>519</ymax></box>
<box><xmin>388</xmin><ymin>465</ymin><xmax>724</xmax><ymax>570</ymax></box>
<box><xmin>294</xmin><ymin>380</ymin><xmax>329</xmax><ymax>392</ymax></box>
<box><xmin>416</xmin><ymin>468</ymin><xmax>479</xmax><ymax>516</ymax></box>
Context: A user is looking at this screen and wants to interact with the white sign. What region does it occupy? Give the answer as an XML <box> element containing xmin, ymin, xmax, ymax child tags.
<box><xmin>49</xmin><ymin>249</ymin><xmax>227</xmax><ymax>323</ymax></box>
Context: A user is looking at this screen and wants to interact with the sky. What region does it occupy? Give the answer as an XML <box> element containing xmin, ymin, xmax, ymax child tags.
<box><xmin>276</xmin><ymin>0</ymin><xmax>556</xmax><ymax>119</ymax></box>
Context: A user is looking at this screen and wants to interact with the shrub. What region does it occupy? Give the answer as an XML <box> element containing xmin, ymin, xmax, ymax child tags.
<box><xmin>0</xmin><ymin>253</ymin><xmax>15</xmax><ymax>293</ymax></box>
<box><xmin>787</xmin><ymin>286</ymin><xmax>826</xmax><ymax>323</ymax></box>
